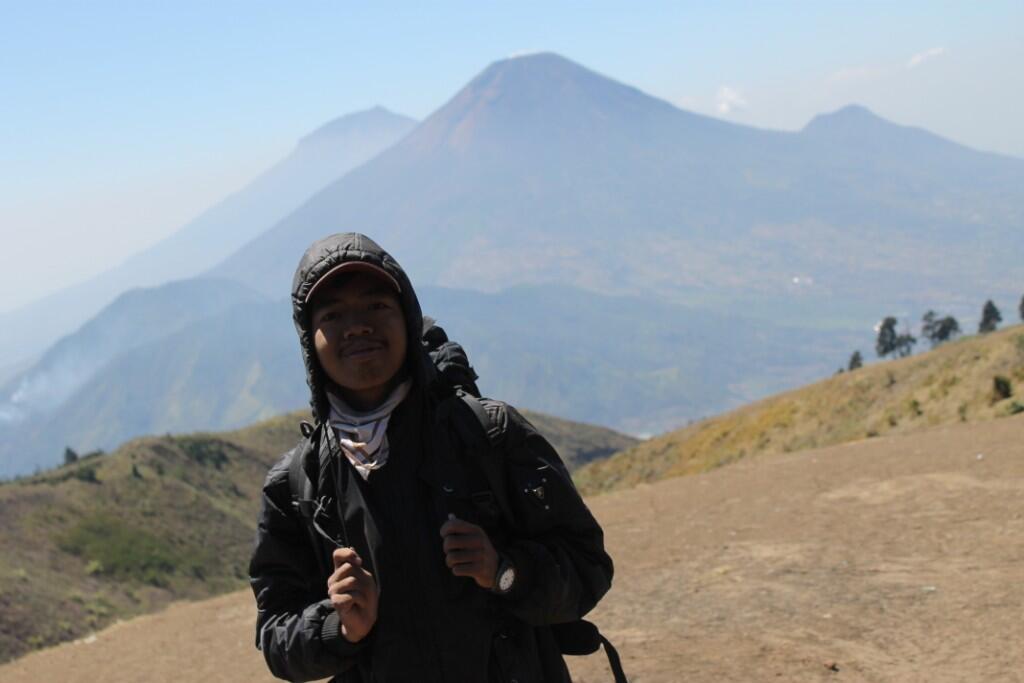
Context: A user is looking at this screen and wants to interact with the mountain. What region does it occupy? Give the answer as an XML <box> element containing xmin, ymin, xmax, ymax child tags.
<box><xmin>0</xmin><ymin>278</ymin><xmax>267</xmax><ymax>425</ymax></box>
<box><xmin>212</xmin><ymin>53</ymin><xmax>782</xmax><ymax>295</ymax></box>
<box><xmin>0</xmin><ymin>107</ymin><xmax>416</xmax><ymax>368</ymax></box>
<box><xmin>8</xmin><ymin>52</ymin><xmax>1023</xmax><ymax>476</ymax></box>
<box><xmin>574</xmin><ymin>323</ymin><xmax>1024</xmax><ymax>495</ymax></box>
<box><xmin>211</xmin><ymin>53</ymin><xmax>1024</xmax><ymax>328</ymax></box>
<box><xmin>0</xmin><ymin>407</ymin><xmax>635</xmax><ymax>663</ymax></box>
<box><xmin>0</xmin><ymin>296</ymin><xmax>299</xmax><ymax>478</ymax></box>
<box><xmin>0</xmin><ymin>282</ymin><xmax>857</xmax><ymax>478</ymax></box>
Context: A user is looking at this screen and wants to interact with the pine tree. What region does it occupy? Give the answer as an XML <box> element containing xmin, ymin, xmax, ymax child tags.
<box><xmin>876</xmin><ymin>317</ymin><xmax>898</xmax><ymax>357</ymax></box>
<box><xmin>876</xmin><ymin>317</ymin><xmax>916</xmax><ymax>358</ymax></box>
<box><xmin>921</xmin><ymin>311</ymin><xmax>961</xmax><ymax>348</ymax></box>
<box><xmin>979</xmin><ymin>300</ymin><xmax>1002</xmax><ymax>334</ymax></box>
<box><xmin>848</xmin><ymin>350</ymin><xmax>863</xmax><ymax>371</ymax></box>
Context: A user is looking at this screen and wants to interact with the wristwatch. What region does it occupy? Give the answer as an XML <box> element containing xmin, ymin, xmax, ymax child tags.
<box><xmin>492</xmin><ymin>554</ymin><xmax>516</xmax><ymax>595</ymax></box>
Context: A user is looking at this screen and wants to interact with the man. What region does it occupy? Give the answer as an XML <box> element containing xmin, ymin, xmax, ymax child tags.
<box><xmin>249</xmin><ymin>232</ymin><xmax>613</xmax><ymax>682</ymax></box>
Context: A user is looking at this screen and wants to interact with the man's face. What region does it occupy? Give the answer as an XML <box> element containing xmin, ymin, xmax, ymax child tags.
<box><xmin>310</xmin><ymin>271</ymin><xmax>408</xmax><ymax>410</ymax></box>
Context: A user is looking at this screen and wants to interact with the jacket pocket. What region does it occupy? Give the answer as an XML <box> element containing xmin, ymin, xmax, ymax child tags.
<box><xmin>506</xmin><ymin>457</ymin><xmax>567</xmax><ymax>536</ymax></box>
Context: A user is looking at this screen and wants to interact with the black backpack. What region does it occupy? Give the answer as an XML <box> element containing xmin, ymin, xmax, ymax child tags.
<box><xmin>288</xmin><ymin>320</ymin><xmax>627</xmax><ymax>682</ymax></box>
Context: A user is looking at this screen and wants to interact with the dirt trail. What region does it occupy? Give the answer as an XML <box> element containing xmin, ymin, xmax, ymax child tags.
<box><xmin>2</xmin><ymin>416</ymin><xmax>1022</xmax><ymax>682</ymax></box>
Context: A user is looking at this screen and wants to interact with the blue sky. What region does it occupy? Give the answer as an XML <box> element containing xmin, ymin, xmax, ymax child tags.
<box><xmin>1</xmin><ymin>1</ymin><xmax>1021</xmax><ymax>312</ymax></box>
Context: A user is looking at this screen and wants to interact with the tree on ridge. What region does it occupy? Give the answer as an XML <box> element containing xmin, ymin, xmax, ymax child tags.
<box><xmin>876</xmin><ymin>317</ymin><xmax>916</xmax><ymax>358</ymax></box>
<box><xmin>979</xmin><ymin>300</ymin><xmax>1002</xmax><ymax>334</ymax></box>
<box><xmin>921</xmin><ymin>310</ymin><xmax>961</xmax><ymax>348</ymax></box>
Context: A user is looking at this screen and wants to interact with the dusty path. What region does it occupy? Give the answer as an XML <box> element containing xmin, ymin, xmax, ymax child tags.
<box><xmin>2</xmin><ymin>416</ymin><xmax>1022</xmax><ymax>682</ymax></box>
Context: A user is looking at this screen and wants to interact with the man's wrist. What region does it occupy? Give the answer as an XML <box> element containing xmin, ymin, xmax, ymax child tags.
<box><xmin>319</xmin><ymin>603</ymin><xmax>369</xmax><ymax>656</ymax></box>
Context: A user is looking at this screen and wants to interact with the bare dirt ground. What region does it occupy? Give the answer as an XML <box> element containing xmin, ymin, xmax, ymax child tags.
<box><xmin>2</xmin><ymin>415</ymin><xmax>1021</xmax><ymax>682</ymax></box>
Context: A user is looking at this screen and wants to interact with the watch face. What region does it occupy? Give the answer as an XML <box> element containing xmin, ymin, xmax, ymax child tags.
<box><xmin>498</xmin><ymin>566</ymin><xmax>516</xmax><ymax>592</ymax></box>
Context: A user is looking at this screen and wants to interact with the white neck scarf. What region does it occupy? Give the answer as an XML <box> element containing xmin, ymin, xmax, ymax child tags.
<box><xmin>326</xmin><ymin>379</ymin><xmax>412</xmax><ymax>480</ymax></box>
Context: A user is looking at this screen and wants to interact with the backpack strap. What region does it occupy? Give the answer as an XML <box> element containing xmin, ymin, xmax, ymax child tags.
<box><xmin>288</xmin><ymin>425</ymin><xmax>318</xmax><ymax>520</ymax></box>
<box><xmin>287</xmin><ymin>422</ymin><xmax>334</xmax><ymax>579</ymax></box>
<box><xmin>452</xmin><ymin>391</ymin><xmax>513</xmax><ymax>524</ymax></box>
<box><xmin>452</xmin><ymin>392</ymin><xmax>628</xmax><ymax>683</ymax></box>
<box><xmin>457</xmin><ymin>390</ymin><xmax>502</xmax><ymax>444</ymax></box>
<box><xmin>600</xmin><ymin>635</ymin><xmax>628</xmax><ymax>683</ymax></box>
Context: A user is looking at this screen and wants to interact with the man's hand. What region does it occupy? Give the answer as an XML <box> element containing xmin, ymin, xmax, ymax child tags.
<box><xmin>440</xmin><ymin>514</ymin><xmax>499</xmax><ymax>589</ymax></box>
<box><xmin>327</xmin><ymin>547</ymin><xmax>379</xmax><ymax>643</ymax></box>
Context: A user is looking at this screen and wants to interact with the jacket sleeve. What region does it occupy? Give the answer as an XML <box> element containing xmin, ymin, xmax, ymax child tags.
<box><xmin>248</xmin><ymin>450</ymin><xmax>366</xmax><ymax>682</ymax></box>
<box><xmin>490</xmin><ymin>404</ymin><xmax>614</xmax><ymax>626</ymax></box>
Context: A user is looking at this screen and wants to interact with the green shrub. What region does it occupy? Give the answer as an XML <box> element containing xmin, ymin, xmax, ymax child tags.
<box><xmin>177</xmin><ymin>438</ymin><xmax>230</xmax><ymax>470</ymax></box>
<box><xmin>72</xmin><ymin>465</ymin><xmax>99</xmax><ymax>483</ymax></box>
<box><xmin>993</xmin><ymin>376</ymin><xmax>1013</xmax><ymax>401</ymax></box>
<box><xmin>58</xmin><ymin>514</ymin><xmax>180</xmax><ymax>586</ymax></box>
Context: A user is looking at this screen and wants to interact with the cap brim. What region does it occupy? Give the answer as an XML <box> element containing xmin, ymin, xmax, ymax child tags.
<box><xmin>304</xmin><ymin>261</ymin><xmax>402</xmax><ymax>304</ymax></box>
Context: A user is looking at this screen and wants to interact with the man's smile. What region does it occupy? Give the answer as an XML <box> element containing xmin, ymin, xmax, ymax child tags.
<box><xmin>342</xmin><ymin>339</ymin><xmax>387</xmax><ymax>358</ymax></box>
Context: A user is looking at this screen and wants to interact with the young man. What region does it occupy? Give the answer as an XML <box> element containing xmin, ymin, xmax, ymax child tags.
<box><xmin>249</xmin><ymin>232</ymin><xmax>613</xmax><ymax>682</ymax></box>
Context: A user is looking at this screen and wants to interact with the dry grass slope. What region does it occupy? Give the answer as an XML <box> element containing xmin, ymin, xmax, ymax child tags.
<box><xmin>3</xmin><ymin>414</ymin><xmax>1021</xmax><ymax>682</ymax></box>
<box><xmin>0</xmin><ymin>407</ymin><xmax>631</xmax><ymax>664</ymax></box>
<box><xmin>575</xmin><ymin>324</ymin><xmax>1024</xmax><ymax>494</ymax></box>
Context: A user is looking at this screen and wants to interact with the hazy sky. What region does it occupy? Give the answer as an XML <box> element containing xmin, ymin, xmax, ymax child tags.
<box><xmin>1</xmin><ymin>1</ymin><xmax>1021</xmax><ymax>313</ymax></box>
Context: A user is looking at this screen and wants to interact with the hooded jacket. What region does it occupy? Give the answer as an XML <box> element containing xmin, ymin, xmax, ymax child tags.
<box><xmin>249</xmin><ymin>233</ymin><xmax>613</xmax><ymax>682</ymax></box>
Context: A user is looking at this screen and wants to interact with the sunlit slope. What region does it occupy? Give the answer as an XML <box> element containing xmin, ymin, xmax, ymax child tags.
<box><xmin>4</xmin><ymin>415</ymin><xmax>1021</xmax><ymax>682</ymax></box>
<box><xmin>575</xmin><ymin>325</ymin><xmax>1024</xmax><ymax>494</ymax></box>
<box><xmin>0</xmin><ymin>408</ymin><xmax>633</xmax><ymax>663</ymax></box>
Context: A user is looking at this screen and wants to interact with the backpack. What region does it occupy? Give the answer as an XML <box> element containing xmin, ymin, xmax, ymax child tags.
<box><xmin>289</xmin><ymin>320</ymin><xmax>627</xmax><ymax>683</ymax></box>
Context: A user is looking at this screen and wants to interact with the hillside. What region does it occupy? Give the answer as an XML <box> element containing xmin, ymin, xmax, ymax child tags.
<box><xmin>0</xmin><ymin>281</ymin><xmax>854</xmax><ymax>479</ymax></box>
<box><xmin>575</xmin><ymin>324</ymin><xmax>1024</xmax><ymax>494</ymax></box>
<box><xmin>2</xmin><ymin>414</ymin><xmax>1020</xmax><ymax>682</ymax></box>
<box><xmin>517</xmin><ymin>408</ymin><xmax>637</xmax><ymax>469</ymax></box>
<box><xmin>0</xmin><ymin>407</ymin><xmax>633</xmax><ymax>663</ymax></box>
<box><xmin>0</xmin><ymin>278</ymin><xmax>268</xmax><ymax>425</ymax></box>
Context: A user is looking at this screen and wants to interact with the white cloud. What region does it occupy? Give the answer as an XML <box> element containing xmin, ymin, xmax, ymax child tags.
<box><xmin>907</xmin><ymin>47</ymin><xmax>947</xmax><ymax>68</ymax></box>
<box><xmin>825</xmin><ymin>49</ymin><xmax>948</xmax><ymax>86</ymax></box>
<box><xmin>716</xmin><ymin>86</ymin><xmax>748</xmax><ymax>114</ymax></box>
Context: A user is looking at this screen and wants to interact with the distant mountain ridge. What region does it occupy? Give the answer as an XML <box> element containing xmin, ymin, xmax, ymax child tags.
<box><xmin>0</xmin><ymin>280</ymin><xmax>859</xmax><ymax>478</ymax></box>
<box><xmin>212</xmin><ymin>53</ymin><xmax>1024</xmax><ymax>326</ymax></box>
<box><xmin>0</xmin><ymin>107</ymin><xmax>416</xmax><ymax>368</ymax></box>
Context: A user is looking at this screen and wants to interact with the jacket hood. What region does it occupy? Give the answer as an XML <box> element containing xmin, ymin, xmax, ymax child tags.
<box><xmin>291</xmin><ymin>232</ymin><xmax>435</xmax><ymax>422</ymax></box>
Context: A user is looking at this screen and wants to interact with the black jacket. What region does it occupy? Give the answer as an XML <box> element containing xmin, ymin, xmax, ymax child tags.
<box><xmin>249</xmin><ymin>233</ymin><xmax>613</xmax><ymax>682</ymax></box>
